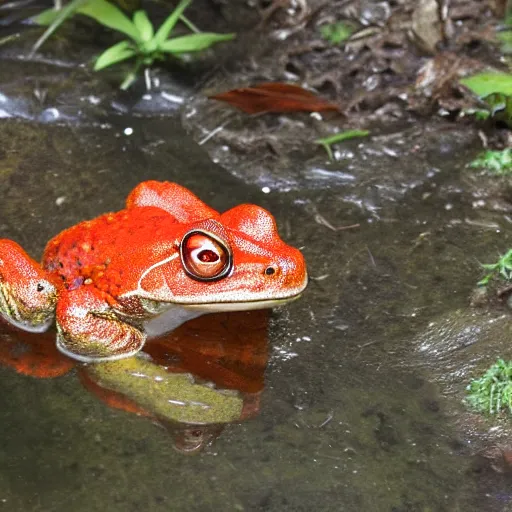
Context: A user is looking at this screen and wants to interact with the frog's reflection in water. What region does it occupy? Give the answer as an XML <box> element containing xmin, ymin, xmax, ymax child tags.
<box><xmin>0</xmin><ymin>310</ymin><xmax>269</xmax><ymax>453</ymax></box>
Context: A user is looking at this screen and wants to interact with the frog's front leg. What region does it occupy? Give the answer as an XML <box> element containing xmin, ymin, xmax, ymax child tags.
<box><xmin>55</xmin><ymin>286</ymin><xmax>146</xmax><ymax>362</ymax></box>
<box><xmin>0</xmin><ymin>239</ymin><xmax>57</xmax><ymax>332</ymax></box>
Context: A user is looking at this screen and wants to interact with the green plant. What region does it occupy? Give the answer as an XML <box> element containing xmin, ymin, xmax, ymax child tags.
<box><xmin>315</xmin><ymin>129</ymin><xmax>370</xmax><ymax>161</ymax></box>
<box><xmin>470</xmin><ymin>148</ymin><xmax>512</xmax><ymax>175</ymax></box>
<box><xmin>35</xmin><ymin>0</ymin><xmax>235</xmax><ymax>89</ymax></box>
<box><xmin>319</xmin><ymin>22</ymin><xmax>354</xmax><ymax>45</ymax></box>
<box><xmin>497</xmin><ymin>3</ymin><xmax>512</xmax><ymax>54</ymax></box>
<box><xmin>466</xmin><ymin>359</ymin><xmax>512</xmax><ymax>415</ymax></box>
<box><xmin>477</xmin><ymin>248</ymin><xmax>512</xmax><ymax>286</ymax></box>
<box><xmin>460</xmin><ymin>72</ymin><xmax>512</xmax><ymax>122</ymax></box>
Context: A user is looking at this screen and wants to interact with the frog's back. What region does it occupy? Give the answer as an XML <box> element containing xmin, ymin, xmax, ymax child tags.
<box><xmin>42</xmin><ymin>207</ymin><xmax>179</xmax><ymax>288</ymax></box>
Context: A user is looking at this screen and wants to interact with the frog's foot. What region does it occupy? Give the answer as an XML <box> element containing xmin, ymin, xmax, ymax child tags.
<box><xmin>0</xmin><ymin>239</ymin><xmax>57</xmax><ymax>332</ymax></box>
<box><xmin>55</xmin><ymin>287</ymin><xmax>146</xmax><ymax>363</ymax></box>
<box><xmin>126</xmin><ymin>181</ymin><xmax>219</xmax><ymax>222</ymax></box>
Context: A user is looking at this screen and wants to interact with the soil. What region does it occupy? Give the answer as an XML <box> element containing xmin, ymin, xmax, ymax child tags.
<box><xmin>0</xmin><ymin>1</ymin><xmax>512</xmax><ymax>511</ymax></box>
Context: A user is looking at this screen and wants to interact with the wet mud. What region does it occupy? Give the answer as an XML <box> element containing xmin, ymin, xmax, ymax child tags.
<box><xmin>0</xmin><ymin>1</ymin><xmax>512</xmax><ymax>511</ymax></box>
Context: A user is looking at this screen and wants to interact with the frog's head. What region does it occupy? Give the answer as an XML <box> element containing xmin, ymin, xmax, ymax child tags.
<box><xmin>135</xmin><ymin>205</ymin><xmax>307</xmax><ymax>312</ymax></box>
<box><xmin>0</xmin><ymin>240</ymin><xmax>58</xmax><ymax>332</ymax></box>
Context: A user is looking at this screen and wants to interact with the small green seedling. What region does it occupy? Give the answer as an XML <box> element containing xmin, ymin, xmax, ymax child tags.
<box><xmin>460</xmin><ymin>72</ymin><xmax>512</xmax><ymax>122</ymax></box>
<box><xmin>35</xmin><ymin>0</ymin><xmax>234</xmax><ymax>89</ymax></box>
<box><xmin>478</xmin><ymin>248</ymin><xmax>512</xmax><ymax>286</ymax></box>
<box><xmin>319</xmin><ymin>22</ymin><xmax>354</xmax><ymax>45</ymax></box>
<box><xmin>498</xmin><ymin>29</ymin><xmax>512</xmax><ymax>54</ymax></box>
<box><xmin>315</xmin><ymin>129</ymin><xmax>370</xmax><ymax>161</ymax></box>
<box><xmin>497</xmin><ymin>6</ymin><xmax>512</xmax><ymax>54</ymax></box>
<box><xmin>470</xmin><ymin>149</ymin><xmax>512</xmax><ymax>175</ymax></box>
<box><xmin>466</xmin><ymin>359</ymin><xmax>512</xmax><ymax>415</ymax></box>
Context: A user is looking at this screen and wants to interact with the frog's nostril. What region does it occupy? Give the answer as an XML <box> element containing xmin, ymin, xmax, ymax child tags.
<box><xmin>36</xmin><ymin>283</ymin><xmax>45</xmax><ymax>292</ymax></box>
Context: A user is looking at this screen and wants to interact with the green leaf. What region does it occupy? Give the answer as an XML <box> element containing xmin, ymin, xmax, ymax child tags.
<box><xmin>94</xmin><ymin>40</ymin><xmax>136</xmax><ymax>70</ymax></box>
<box><xmin>78</xmin><ymin>0</ymin><xmax>140</xmax><ymax>41</ymax></box>
<box><xmin>315</xmin><ymin>129</ymin><xmax>370</xmax><ymax>161</ymax></box>
<box><xmin>460</xmin><ymin>72</ymin><xmax>512</xmax><ymax>98</ymax></box>
<box><xmin>133</xmin><ymin>10</ymin><xmax>154</xmax><ymax>42</ymax></box>
<box><xmin>319</xmin><ymin>22</ymin><xmax>354</xmax><ymax>45</ymax></box>
<box><xmin>179</xmin><ymin>14</ymin><xmax>200</xmax><ymax>33</ymax></box>
<box><xmin>33</xmin><ymin>7</ymin><xmax>62</xmax><ymax>25</ymax></box>
<box><xmin>33</xmin><ymin>0</ymin><xmax>141</xmax><ymax>42</ymax></box>
<box><xmin>120</xmin><ymin>59</ymin><xmax>144</xmax><ymax>90</ymax></box>
<box><xmin>497</xmin><ymin>30</ymin><xmax>512</xmax><ymax>54</ymax></box>
<box><xmin>30</xmin><ymin>0</ymin><xmax>86</xmax><ymax>55</ymax></box>
<box><xmin>154</xmin><ymin>0</ymin><xmax>192</xmax><ymax>46</ymax></box>
<box><xmin>159</xmin><ymin>32</ymin><xmax>235</xmax><ymax>53</ymax></box>
<box><xmin>315</xmin><ymin>129</ymin><xmax>370</xmax><ymax>146</ymax></box>
<box><xmin>470</xmin><ymin>149</ymin><xmax>512</xmax><ymax>174</ymax></box>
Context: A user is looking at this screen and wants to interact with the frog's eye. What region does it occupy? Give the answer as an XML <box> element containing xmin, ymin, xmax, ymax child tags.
<box><xmin>180</xmin><ymin>230</ymin><xmax>232</xmax><ymax>282</ymax></box>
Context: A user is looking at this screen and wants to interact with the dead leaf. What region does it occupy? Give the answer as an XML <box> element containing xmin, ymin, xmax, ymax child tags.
<box><xmin>209</xmin><ymin>82</ymin><xmax>341</xmax><ymax>114</ymax></box>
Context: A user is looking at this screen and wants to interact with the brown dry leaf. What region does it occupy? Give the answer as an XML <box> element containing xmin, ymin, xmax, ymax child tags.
<box><xmin>209</xmin><ymin>82</ymin><xmax>341</xmax><ymax>114</ymax></box>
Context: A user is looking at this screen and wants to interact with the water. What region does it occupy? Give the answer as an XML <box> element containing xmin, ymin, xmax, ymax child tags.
<box><xmin>2</xmin><ymin>36</ymin><xmax>512</xmax><ymax>512</ymax></box>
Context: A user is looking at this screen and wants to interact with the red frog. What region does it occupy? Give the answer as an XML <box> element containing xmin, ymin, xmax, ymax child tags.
<box><xmin>0</xmin><ymin>181</ymin><xmax>307</xmax><ymax>362</ymax></box>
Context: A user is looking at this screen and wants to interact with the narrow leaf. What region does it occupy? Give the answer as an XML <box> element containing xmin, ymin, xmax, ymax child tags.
<box><xmin>133</xmin><ymin>10</ymin><xmax>154</xmax><ymax>42</ymax></box>
<box><xmin>33</xmin><ymin>7</ymin><xmax>62</xmax><ymax>25</ymax></box>
<box><xmin>30</xmin><ymin>0</ymin><xmax>86</xmax><ymax>55</ymax></box>
<box><xmin>159</xmin><ymin>32</ymin><xmax>234</xmax><ymax>53</ymax></box>
<box><xmin>94</xmin><ymin>40</ymin><xmax>136</xmax><ymax>70</ymax></box>
<box><xmin>315</xmin><ymin>129</ymin><xmax>370</xmax><ymax>146</ymax></box>
<box><xmin>154</xmin><ymin>0</ymin><xmax>192</xmax><ymax>45</ymax></box>
<box><xmin>179</xmin><ymin>14</ymin><xmax>200</xmax><ymax>33</ymax></box>
<box><xmin>315</xmin><ymin>130</ymin><xmax>370</xmax><ymax>161</ymax></box>
<box><xmin>209</xmin><ymin>82</ymin><xmax>341</xmax><ymax>114</ymax></box>
<box><xmin>120</xmin><ymin>59</ymin><xmax>143</xmax><ymax>90</ymax></box>
<box><xmin>78</xmin><ymin>0</ymin><xmax>140</xmax><ymax>41</ymax></box>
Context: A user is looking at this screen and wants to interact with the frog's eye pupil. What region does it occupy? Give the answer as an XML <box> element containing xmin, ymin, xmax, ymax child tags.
<box><xmin>265</xmin><ymin>267</ymin><xmax>275</xmax><ymax>276</ymax></box>
<box><xmin>180</xmin><ymin>230</ymin><xmax>232</xmax><ymax>282</ymax></box>
<box><xmin>198</xmin><ymin>250</ymin><xmax>219</xmax><ymax>263</ymax></box>
<box><xmin>36</xmin><ymin>283</ymin><xmax>45</xmax><ymax>292</ymax></box>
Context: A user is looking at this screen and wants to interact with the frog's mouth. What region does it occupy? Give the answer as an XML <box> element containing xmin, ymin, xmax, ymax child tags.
<box><xmin>173</xmin><ymin>270</ymin><xmax>308</xmax><ymax>312</ymax></box>
<box><xmin>140</xmin><ymin>273</ymin><xmax>307</xmax><ymax>338</ymax></box>
<box><xmin>180</xmin><ymin>292</ymin><xmax>303</xmax><ymax>312</ymax></box>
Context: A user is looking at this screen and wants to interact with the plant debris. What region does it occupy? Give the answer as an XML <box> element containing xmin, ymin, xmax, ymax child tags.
<box><xmin>246</xmin><ymin>0</ymin><xmax>506</xmax><ymax>123</ymax></box>
<box><xmin>209</xmin><ymin>82</ymin><xmax>341</xmax><ymax>114</ymax></box>
<box><xmin>315</xmin><ymin>129</ymin><xmax>370</xmax><ymax>160</ymax></box>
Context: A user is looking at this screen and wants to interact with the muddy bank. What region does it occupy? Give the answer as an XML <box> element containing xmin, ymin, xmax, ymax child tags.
<box><xmin>0</xmin><ymin>0</ymin><xmax>511</xmax><ymax>511</ymax></box>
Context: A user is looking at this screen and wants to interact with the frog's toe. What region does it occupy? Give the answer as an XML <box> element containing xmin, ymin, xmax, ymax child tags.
<box><xmin>55</xmin><ymin>330</ymin><xmax>145</xmax><ymax>363</ymax></box>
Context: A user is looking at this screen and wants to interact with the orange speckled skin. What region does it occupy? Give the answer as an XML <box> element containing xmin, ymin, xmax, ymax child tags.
<box><xmin>0</xmin><ymin>181</ymin><xmax>307</xmax><ymax>362</ymax></box>
<box><xmin>43</xmin><ymin>207</ymin><xmax>182</xmax><ymax>304</ymax></box>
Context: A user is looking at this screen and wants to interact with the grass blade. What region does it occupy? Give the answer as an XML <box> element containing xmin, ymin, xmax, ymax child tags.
<box><xmin>159</xmin><ymin>32</ymin><xmax>234</xmax><ymax>53</ymax></box>
<box><xmin>30</xmin><ymin>0</ymin><xmax>86</xmax><ymax>56</ymax></box>
<box><xmin>94</xmin><ymin>40</ymin><xmax>136</xmax><ymax>70</ymax></box>
<box><xmin>315</xmin><ymin>129</ymin><xmax>370</xmax><ymax>160</ymax></box>
<box><xmin>78</xmin><ymin>0</ymin><xmax>140</xmax><ymax>41</ymax></box>
<box><xmin>154</xmin><ymin>0</ymin><xmax>192</xmax><ymax>46</ymax></box>
<box><xmin>133</xmin><ymin>10</ymin><xmax>154</xmax><ymax>42</ymax></box>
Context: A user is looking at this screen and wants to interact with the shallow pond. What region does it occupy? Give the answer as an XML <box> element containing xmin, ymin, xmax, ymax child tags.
<box><xmin>1</xmin><ymin>15</ymin><xmax>512</xmax><ymax>512</ymax></box>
